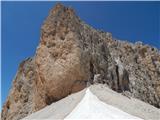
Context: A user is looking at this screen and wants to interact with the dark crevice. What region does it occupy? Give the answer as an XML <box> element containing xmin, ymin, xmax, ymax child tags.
<box><xmin>45</xmin><ymin>95</ymin><xmax>58</xmax><ymax>105</ymax></box>
<box><xmin>60</xmin><ymin>35</ymin><xmax>65</xmax><ymax>40</ymax></box>
<box><xmin>6</xmin><ymin>104</ymin><xmax>10</xmax><ymax>110</ymax></box>
<box><xmin>6</xmin><ymin>101</ymin><xmax>10</xmax><ymax>110</ymax></box>
<box><xmin>115</xmin><ymin>65</ymin><xmax>120</xmax><ymax>92</ymax></box>
<box><xmin>89</xmin><ymin>60</ymin><xmax>94</xmax><ymax>84</ymax></box>
<box><xmin>123</xmin><ymin>69</ymin><xmax>130</xmax><ymax>91</ymax></box>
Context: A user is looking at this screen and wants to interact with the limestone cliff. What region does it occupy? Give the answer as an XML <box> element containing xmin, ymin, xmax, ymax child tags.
<box><xmin>1</xmin><ymin>3</ymin><xmax>160</xmax><ymax>120</ymax></box>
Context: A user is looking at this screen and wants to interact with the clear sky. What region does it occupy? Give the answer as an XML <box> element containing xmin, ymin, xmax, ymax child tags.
<box><xmin>1</xmin><ymin>1</ymin><xmax>160</xmax><ymax>109</ymax></box>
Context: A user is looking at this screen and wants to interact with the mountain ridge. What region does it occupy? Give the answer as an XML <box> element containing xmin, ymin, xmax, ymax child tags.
<box><xmin>2</xmin><ymin>3</ymin><xmax>160</xmax><ymax>120</ymax></box>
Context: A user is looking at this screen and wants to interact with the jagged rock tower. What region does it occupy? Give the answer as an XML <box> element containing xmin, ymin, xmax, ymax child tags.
<box><xmin>2</xmin><ymin>3</ymin><xmax>160</xmax><ymax>120</ymax></box>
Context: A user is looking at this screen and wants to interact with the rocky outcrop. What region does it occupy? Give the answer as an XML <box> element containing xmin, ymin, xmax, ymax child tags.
<box><xmin>2</xmin><ymin>3</ymin><xmax>160</xmax><ymax>120</ymax></box>
<box><xmin>1</xmin><ymin>58</ymin><xmax>37</xmax><ymax>120</ymax></box>
<box><xmin>107</xmin><ymin>40</ymin><xmax>160</xmax><ymax>108</ymax></box>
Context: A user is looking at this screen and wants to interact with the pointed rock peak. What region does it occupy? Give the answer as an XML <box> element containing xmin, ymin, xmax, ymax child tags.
<box><xmin>54</xmin><ymin>3</ymin><xmax>65</xmax><ymax>9</ymax></box>
<box><xmin>41</xmin><ymin>3</ymin><xmax>81</xmax><ymax>41</ymax></box>
<box><xmin>49</xmin><ymin>3</ymin><xmax>76</xmax><ymax>19</ymax></box>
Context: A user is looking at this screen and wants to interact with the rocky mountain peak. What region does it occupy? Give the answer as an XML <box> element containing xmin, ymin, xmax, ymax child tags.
<box><xmin>2</xmin><ymin>3</ymin><xmax>160</xmax><ymax>120</ymax></box>
<box><xmin>50</xmin><ymin>3</ymin><xmax>75</xmax><ymax>16</ymax></box>
<box><xmin>40</xmin><ymin>3</ymin><xmax>81</xmax><ymax>48</ymax></box>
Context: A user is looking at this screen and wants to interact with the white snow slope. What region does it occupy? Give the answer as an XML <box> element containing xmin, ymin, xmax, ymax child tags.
<box><xmin>23</xmin><ymin>85</ymin><xmax>160</xmax><ymax>120</ymax></box>
<box><xmin>65</xmin><ymin>89</ymin><xmax>141</xmax><ymax>120</ymax></box>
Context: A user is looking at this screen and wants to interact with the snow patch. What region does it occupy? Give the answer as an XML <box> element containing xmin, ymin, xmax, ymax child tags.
<box><xmin>65</xmin><ymin>88</ymin><xmax>142</xmax><ymax>120</ymax></box>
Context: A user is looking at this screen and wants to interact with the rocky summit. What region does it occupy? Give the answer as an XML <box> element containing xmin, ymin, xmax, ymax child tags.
<box><xmin>1</xmin><ymin>3</ymin><xmax>160</xmax><ymax>120</ymax></box>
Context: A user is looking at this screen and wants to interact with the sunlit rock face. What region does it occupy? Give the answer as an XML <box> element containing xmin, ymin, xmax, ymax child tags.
<box><xmin>2</xmin><ymin>3</ymin><xmax>160</xmax><ymax>120</ymax></box>
<box><xmin>1</xmin><ymin>58</ymin><xmax>37</xmax><ymax>120</ymax></box>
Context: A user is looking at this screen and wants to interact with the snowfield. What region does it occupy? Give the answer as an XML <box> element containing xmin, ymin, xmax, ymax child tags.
<box><xmin>65</xmin><ymin>89</ymin><xmax>141</xmax><ymax>119</ymax></box>
<box><xmin>23</xmin><ymin>84</ymin><xmax>160</xmax><ymax>120</ymax></box>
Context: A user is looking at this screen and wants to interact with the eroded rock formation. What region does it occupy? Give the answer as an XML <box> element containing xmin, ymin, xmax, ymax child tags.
<box><xmin>1</xmin><ymin>58</ymin><xmax>37</xmax><ymax>120</ymax></box>
<box><xmin>2</xmin><ymin>3</ymin><xmax>160</xmax><ymax>120</ymax></box>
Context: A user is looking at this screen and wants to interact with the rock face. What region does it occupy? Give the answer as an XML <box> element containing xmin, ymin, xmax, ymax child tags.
<box><xmin>1</xmin><ymin>58</ymin><xmax>37</xmax><ymax>120</ymax></box>
<box><xmin>2</xmin><ymin>3</ymin><xmax>160</xmax><ymax>120</ymax></box>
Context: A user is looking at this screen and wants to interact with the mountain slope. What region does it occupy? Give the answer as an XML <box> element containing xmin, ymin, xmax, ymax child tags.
<box><xmin>65</xmin><ymin>89</ymin><xmax>141</xmax><ymax>119</ymax></box>
<box><xmin>2</xmin><ymin>3</ymin><xmax>160</xmax><ymax>120</ymax></box>
<box><xmin>23</xmin><ymin>85</ymin><xmax>160</xmax><ymax>120</ymax></box>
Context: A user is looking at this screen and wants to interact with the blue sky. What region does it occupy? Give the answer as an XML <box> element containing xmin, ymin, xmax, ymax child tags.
<box><xmin>1</xmin><ymin>1</ymin><xmax>160</xmax><ymax>109</ymax></box>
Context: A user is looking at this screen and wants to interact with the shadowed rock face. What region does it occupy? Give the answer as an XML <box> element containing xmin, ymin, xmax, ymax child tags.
<box><xmin>2</xmin><ymin>3</ymin><xmax>160</xmax><ymax>120</ymax></box>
